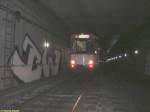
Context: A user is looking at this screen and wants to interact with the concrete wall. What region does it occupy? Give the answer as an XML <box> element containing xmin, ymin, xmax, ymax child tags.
<box><xmin>143</xmin><ymin>29</ymin><xmax>150</xmax><ymax>76</ymax></box>
<box><xmin>0</xmin><ymin>0</ymin><xmax>69</xmax><ymax>90</ymax></box>
<box><xmin>145</xmin><ymin>50</ymin><xmax>150</xmax><ymax>76</ymax></box>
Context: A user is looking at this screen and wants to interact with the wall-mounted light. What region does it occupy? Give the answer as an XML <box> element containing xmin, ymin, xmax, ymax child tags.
<box><xmin>95</xmin><ymin>50</ymin><xmax>97</xmax><ymax>54</ymax></box>
<box><xmin>43</xmin><ymin>41</ymin><xmax>50</xmax><ymax>48</ymax></box>
<box><xmin>124</xmin><ymin>53</ymin><xmax>127</xmax><ymax>57</ymax></box>
<box><xmin>134</xmin><ymin>50</ymin><xmax>139</xmax><ymax>54</ymax></box>
<box><xmin>119</xmin><ymin>55</ymin><xmax>122</xmax><ymax>58</ymax></box>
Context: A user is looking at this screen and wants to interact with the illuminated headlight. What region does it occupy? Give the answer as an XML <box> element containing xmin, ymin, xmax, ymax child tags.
<box><xmin>88</xmin><ymin>60</ymin><xmax>94</xmax><ymax>70</ymax></box>
<box><xmin>88</xmin><ymin>60</ymin><xmax>94</xmax><ymax>65</ymax></box>
<box><xmin>71</xmin><ymin>60</ymin><xmax>75</xmax><ymax>64</ymax></box>
<box><xmin>70</xmin><ymin>60</ymin><xmax>75</xmax><ymax>69</ymax></box>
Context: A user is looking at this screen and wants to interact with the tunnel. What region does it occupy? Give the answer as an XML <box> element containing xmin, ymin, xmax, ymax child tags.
<box><xmin>0</xmin><ymin>0</ymin><xmax>150</xmax><ymax>111</ymax></box>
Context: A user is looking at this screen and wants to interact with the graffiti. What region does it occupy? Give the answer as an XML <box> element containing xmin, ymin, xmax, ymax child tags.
<box><xmin>49</xmin><ymin>50</ymin><xmax>61</xmax><ymax>75</ymax></box>
<box><xmin>9</xmin><ymin>34</ymin><xmax>61</xmax><ymax>83</ymax></box>
<box><xmin>42</xmin><ymin>49</ymin><xmax>61</xmax><ymax>77</ymax></box>
<box><xmin>42</xmin><ymin>49</ymin><xmax>50</xmax><ymax>78</ymax></box>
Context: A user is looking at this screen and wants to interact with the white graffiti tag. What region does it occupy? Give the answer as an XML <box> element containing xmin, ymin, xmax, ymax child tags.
<box><xmin>9</xmin><ymin>34</ymin><xmax>42</xmax><ymax>83</ymax></box>
<box><xmin>9</xmin><ymin>34</ymin><xmax>62</xmax><ymax>83</ymax></box>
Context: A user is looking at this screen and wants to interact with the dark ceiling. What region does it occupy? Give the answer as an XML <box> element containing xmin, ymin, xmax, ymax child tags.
<box><xmin>37</xmin><ymin>0</ymin><xmax>150</xmax><ymax>51</ymax></box>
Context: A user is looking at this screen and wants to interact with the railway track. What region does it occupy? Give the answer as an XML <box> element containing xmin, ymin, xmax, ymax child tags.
<box><xmin>19</xmin><ymin>74</ymin><xmax>96</xmax><ymax>112</ymax></box>
<box><xmin>0</xmin><ymin>72</ymin><xmax>96</xmax><ymax>112</ymax></box>
<box><xmin>0</xmin><ymin>75</ymin><xmax>70</xmax><ymax>109</ymax></box>
<box><xmin>0</xmin><ymin>69</ymin><xmax>142</xmax><ymax>112</ymax></box>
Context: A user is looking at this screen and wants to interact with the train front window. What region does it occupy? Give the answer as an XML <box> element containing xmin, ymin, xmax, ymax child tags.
<box><xmin>71</xmin><ymin>40</ymin><xmax>94</xmax><ymax>53</ymax></box>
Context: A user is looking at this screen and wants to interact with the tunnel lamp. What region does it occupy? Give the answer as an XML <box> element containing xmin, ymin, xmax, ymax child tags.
<box><xmin>95</xmin><ymin>50</ymin><xmax>97</xmax><ymax>54</ymax></box>
<box><xmin>44</xmin><ymin>41</ymin><xmax>50</xmax><ymax>48</ymax></box>
<box><xmin>98</xmin><ymin>48</ymin><xmax>101</xmax><ymax>51</ymax></box>
<box><xmin>106</xmin><ymin>59</ymin><xmax>110</xmax><ymax>62</ymax></box>
<box><xmin>134</xmin><ymin>50</ymin><xmax>139</xmax><ymax>54</ymax></box>
<box><xmin>124</xmin><ymin>53</ymin><xmax>127</xmax><ymax>57</ymax></box>
<box><xmin>119</xmin><ymin>56</ymin><xmax>122</xmax><ymax>58</ymax></box>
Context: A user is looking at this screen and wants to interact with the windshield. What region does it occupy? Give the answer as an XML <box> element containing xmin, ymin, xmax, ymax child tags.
<box><xmin>71</xmin><ymin>39</ymin><xmax>94</xmax><ymax>53</ymax></box>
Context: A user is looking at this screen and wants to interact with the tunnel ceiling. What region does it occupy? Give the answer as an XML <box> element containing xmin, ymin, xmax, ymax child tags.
<box><xmin>37</xmin><ymin>0</ymin><xmax>150</xmax><ymax>50</ymax></box>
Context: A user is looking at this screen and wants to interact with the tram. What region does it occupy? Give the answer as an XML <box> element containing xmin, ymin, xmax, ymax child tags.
<box><xmin>69</xmin><ymin>33</ymin><xmax>99</xmax><ymax>71</ymax></box>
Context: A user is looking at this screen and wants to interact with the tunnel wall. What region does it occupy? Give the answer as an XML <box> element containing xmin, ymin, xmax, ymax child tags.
<box><xmin>145</xmin><ymin>50</ymin><xmax>150</xmax><ymax>76</ymax></box>
<box><xmin>142</xmin><ymin>29</ymin><xmax>150</xmax><ymax>76</ymax></box>
<box><xmin>111</xmin><ymin>28</ymin><xmax>150</xmax><ymax>77</ymax></box>
<box><xmin>0</xmin><ymin>0</ymin><xmax>69</xmax><ymax>90</ymax></box>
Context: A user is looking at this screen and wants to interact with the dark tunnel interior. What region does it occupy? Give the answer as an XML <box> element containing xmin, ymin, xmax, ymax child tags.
<box><xmin>0</xmin><ymin>0</ymin><xmax>150</xmax><ymax>111</ymax></box>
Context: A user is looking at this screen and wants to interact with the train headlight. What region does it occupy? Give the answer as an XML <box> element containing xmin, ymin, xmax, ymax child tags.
<box><xmin>71</xmin><ymin>60</ymin><xmax>75</xmax><ymax>64</ymax></box>
<box><xmin>88</xmin><ymin>60</ymin><xmax>94</xmax><ymax>69</ymax></box>
<box><xmin>88</xmin><ymin>60</ymin><xmax>94</xmax><ymax>65</ymax></box>
<box><xmin>70</xmin><ymin>60</ymin><xmax>75</xmax><ymax>69</ymax></box>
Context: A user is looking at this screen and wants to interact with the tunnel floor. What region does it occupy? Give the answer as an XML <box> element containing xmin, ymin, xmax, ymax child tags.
<box><xmin>0</xmin><ymin>66</ymin><xmax>150</xmax><ymax>112</ymax></box>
